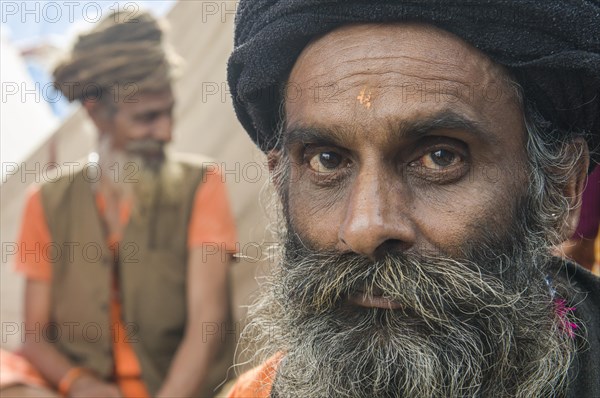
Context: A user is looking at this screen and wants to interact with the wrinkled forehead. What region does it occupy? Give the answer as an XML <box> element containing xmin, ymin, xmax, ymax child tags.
<box><xmin>284</xmin><ymin>23</ymin><xmax>523</xmax><ymax>144</ymax></box>
<box><xmin>289</xmin><ymin>23</ymin><xmax>513</xmax><ymax>92</ymax></box>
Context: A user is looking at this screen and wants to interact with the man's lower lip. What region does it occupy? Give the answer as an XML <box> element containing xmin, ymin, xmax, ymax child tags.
<box><xmin>348</xmin><ymin>294</ymin><xmax>403</xmax><ymax>310</ymax></box>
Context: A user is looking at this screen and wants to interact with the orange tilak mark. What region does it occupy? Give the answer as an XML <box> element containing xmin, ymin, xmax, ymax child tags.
<box><xmin>356</xmin><ymin>87</ymin><xmax>373</xmax><ymax>109</ymax></box>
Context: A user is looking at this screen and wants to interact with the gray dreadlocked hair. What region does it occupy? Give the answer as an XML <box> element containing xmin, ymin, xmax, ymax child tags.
<box><xmin>520</xmin><ymin>97</ymin><xmax>588</xmax><ymax>247</ymax></box>
<box><xmin>53</xmin><ymin>9</ymin><xmax>182</xmax><ymax>107</ymax></box>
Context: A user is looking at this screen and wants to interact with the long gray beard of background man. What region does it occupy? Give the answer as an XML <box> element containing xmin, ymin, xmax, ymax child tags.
<box><xmin>244</xmin><ymin>113</ymin><xmax>581</xmax><ymax>398</ymax></box>
<box><xmin>97</xmin><ymin>135</ymin><xmax>183</xmax><ymax>218</ymax></box>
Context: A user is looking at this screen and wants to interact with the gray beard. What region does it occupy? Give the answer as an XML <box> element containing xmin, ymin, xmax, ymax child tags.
<box><xmin>99</xmin><ymin>141</ymin><xmax>184</xmax><ymax>218</ymax></box>
<box><xmin>245</xmin><ymin>198</ymin><xmax>578</xmax><ymax>398</ymax></box>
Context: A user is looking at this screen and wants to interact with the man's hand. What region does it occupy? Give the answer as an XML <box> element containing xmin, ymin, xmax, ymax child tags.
<box><xmin>22</xmin><ymin>280</ymin><xmax>121</xmax><ymax>397</ymax></box>
<box><xmin>68</xmin><ymin>373</ymin><xmax>122</xmax><ymax>398</ymax></box>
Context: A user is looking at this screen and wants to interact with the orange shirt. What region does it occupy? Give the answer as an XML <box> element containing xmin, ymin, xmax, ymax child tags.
<box><xmin>226</xmin><ymin>354</ymin><xmax>283</xmax><ymax>398</ymax></box>
<box><xmin>14</xmin><ymin>169</ymin><xmax>237</xmax><ymax>397</ymax></box>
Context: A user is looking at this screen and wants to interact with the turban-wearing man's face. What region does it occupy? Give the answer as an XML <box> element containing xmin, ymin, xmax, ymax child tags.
<box><xmin>252</xmin><ymin>24</ymin><xmax>578</xmax><ymax>398</ymax></box>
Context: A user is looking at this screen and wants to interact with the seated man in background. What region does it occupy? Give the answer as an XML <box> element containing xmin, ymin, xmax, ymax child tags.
<box><xmin>1</xmin><ymin>10</ymin><xmax>236</xmax><ymax>398</ymax></box>
<box><xmin>226</xmin><ymin>1</ymin><xmax>600</xmax><ymax>397</ymax></box>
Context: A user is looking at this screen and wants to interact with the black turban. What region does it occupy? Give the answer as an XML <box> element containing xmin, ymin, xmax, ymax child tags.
<box><xmin>227</xmin><ymin>0</ymin><xmax>600</xmax><ymax>168</ymax></box>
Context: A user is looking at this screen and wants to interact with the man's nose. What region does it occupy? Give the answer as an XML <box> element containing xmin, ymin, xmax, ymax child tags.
<box><xmin>338</xmin><ymin>169</ymin><xmax>416</xmax><ymax>258</ymax></box>
<box><xmin>150</xmin><ymin>114</ymin><xmax>173</xmax><ymax>142</ymax></box>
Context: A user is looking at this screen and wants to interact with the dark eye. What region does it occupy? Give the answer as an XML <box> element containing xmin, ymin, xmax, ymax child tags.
<box><xmin>144</xmin><ymin>112</ymin><xmax>160</xmax><ymax>122</ymax></box>
<box><xmin>308</xmin><ymin>152</ymin><xmax>344</xmax><ymax>173</ymax></box>
<box><xmin>419</xmin><ymin>149</ymin><xmax>460</xmax><ymax>169</ymax></box>
<box><xmin>136</xmin><ymin>110</ymin><xmax>165</xmax><ymax>124</ymax></box>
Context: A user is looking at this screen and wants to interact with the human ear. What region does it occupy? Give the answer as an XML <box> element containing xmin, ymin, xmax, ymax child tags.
<box><xmin>560</xmin><ymin>138</ymin><xmax>590</xmax><ymax>241</ymax></box>
<box><xmin>83</xmin><ymin>100</ymin><xmax>113</xmax><ymax>133</ymax></box>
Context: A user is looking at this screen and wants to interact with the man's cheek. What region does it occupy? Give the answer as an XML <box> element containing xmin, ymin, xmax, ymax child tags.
<box><xmin>411</xmin><ymin>211</ymin><xmax>470</xmax><ymax>258</ymax></box>
<box><xmin>410</xmin><ymin>189</ymin><xmax>505</xmax><ymax>257</ymax></box>
<box><xmin>287</xmin><ymin>185</ymin><xmax>347</xmax><ymax>249</ymax></box>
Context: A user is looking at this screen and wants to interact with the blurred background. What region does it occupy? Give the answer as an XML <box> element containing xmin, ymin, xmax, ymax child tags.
<box><xmin>1</xmin><ymin>1</ymin><xmax>598</xmax><ymax>391</ymax></box>
<box><xmin>1</xmin><ymin>0</ymin><xmax>270</xmax><ymax>369</ymax></box>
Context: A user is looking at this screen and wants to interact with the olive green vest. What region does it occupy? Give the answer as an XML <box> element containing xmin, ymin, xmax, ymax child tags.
<box><xmin>40</xmin><ymin>155</ymin><xmax>234</xmax><ymax>396</ymax></box>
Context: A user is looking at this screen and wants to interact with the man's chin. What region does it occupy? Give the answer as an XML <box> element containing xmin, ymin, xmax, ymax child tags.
<box><xmin>301</xmin><ymin>302</ymin><xmax>438</xmax><ymax>345</ymax></box>
<box><xmin>348</xmin><ymin>293</ymin><xmax>404</xmax><ymax>310</ymax></box>
<box><xmin>257</xmin><ymin>232</ymin><xmax>575</xmax><ymax>397</ymax></box>
<box><xmin>129</xmin><ymin>151</ymin><xmax>165</xmax><ymax>173</ymax></box>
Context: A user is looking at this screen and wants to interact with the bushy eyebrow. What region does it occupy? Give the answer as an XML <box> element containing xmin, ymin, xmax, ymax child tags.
<box><xmin>284</xmin><ymin>125</ymin><xmax>347</xmax><ymax>148</ymax></box>
<box><xmin>284</xmin><ymin>109</ymin><xmax>501</xmax><ymax>148</ymax></box>
<box><xmin>132</xmin><ymin>100</ymin><xmax>176</xmax><ymax>116</ymax></box>
<box><xmin>400</xmin><ymin>110</ymin><xmax>500</xmax><ymax>145</ymax></box>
